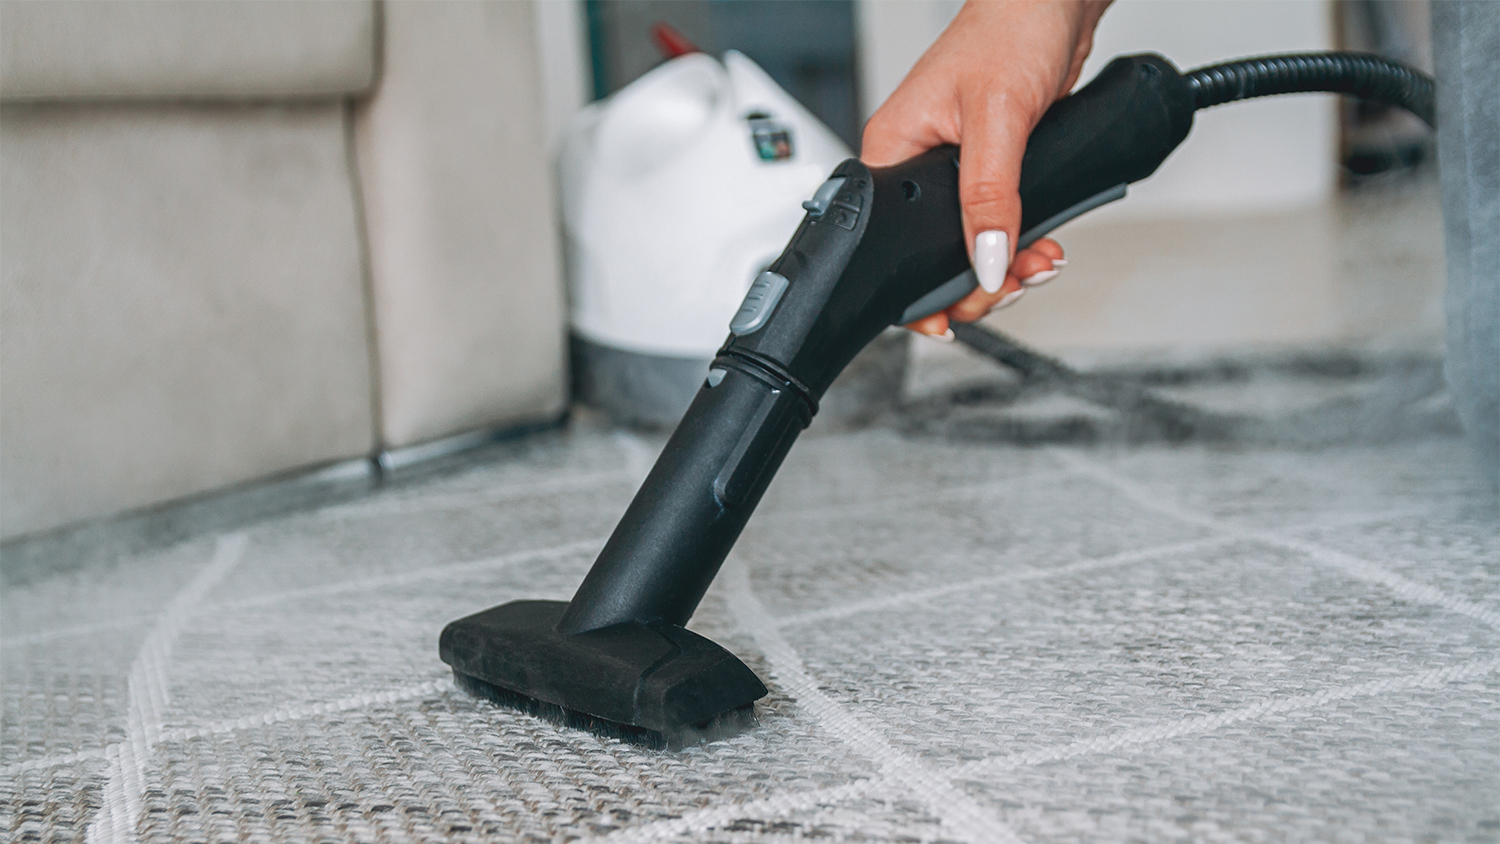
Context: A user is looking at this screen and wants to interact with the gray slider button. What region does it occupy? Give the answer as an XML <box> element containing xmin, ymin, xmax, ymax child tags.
<box><xmin>729</xmin><ymin>271</ymin><xmax>789</xmax><ymax>336</ymax></box>
<box><xmin>800</xmin><ymin>177</ymin><xmax>846</xmax><ymax>216</ymax></box>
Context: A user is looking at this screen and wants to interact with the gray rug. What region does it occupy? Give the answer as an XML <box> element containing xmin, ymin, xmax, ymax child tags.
<box><xmin>4</xmin><ymin>419</ymin><xmax>1497</xmax><ymax>842</ymax></box>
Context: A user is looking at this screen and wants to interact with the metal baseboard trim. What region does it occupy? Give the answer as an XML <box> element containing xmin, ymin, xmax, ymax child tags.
<box><xmin>374</xmin><ymin>413</ymin><xmax>570</xmax><ymax>480</ymax></box>
<box><xmin>1</xmin><ymin>412</ymin><xmax>569</xmax><ymax>586</ymax></box>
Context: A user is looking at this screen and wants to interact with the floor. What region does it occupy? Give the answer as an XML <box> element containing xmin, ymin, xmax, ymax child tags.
<box><xmin>4</xmin><ymin>396</ymin><xmax>1497</xmax><ymax>842</ymax></box>
<box><xmin>979</xmin><ymin>170</ymin><xmax>1447</xmax><ymax>363</ymax></box>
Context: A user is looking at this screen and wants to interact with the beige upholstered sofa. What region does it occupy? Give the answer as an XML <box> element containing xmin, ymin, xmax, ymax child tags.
<box><xmin>1</xmin><ymin>1</ymin><xmax>568</xmax><ymax>543</ymax></box>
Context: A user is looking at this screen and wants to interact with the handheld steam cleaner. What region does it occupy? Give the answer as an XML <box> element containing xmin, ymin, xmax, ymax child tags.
<box><xmin>442</xmin><ymin>51</ymin><xmax>1436</xmax><ymax>748</ymax></box>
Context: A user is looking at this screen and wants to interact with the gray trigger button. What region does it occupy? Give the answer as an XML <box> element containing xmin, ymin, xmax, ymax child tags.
<box><xmin>801</xmin><ymin>177</ymin><xmax>846</xmax><ymax>216</ymax></box>
<box><xmin>729</xmin><ymin>271</ymin><xmax>789</xmax><ymax>336</ymax></box>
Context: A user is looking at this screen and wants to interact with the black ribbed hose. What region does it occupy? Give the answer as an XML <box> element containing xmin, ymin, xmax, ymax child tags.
<box><xmin>1185</xmin><ymin>52</ymin><xmax>1435</xmax><ymax>126</ymax></box>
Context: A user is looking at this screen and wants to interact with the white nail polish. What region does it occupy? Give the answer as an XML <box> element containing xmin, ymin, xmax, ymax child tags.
<box><xmin>988</xmin><ymin>288</ymin><xmax>1025</xmax><ymax>312</ymax></box>
<box><xmin>1020</xmin><ymin>269</ymin><xmax>1060</xmax><ymax>287</ymax></box>
<box><xmin>974</xmin><ymin>230</ymin><xmax>1009</xmax><ymax>293</ymax></box>
<box><xmin>1051</xmin><ymin>258</ymin><xmax>1068</xmax><ymax>268</ymax></box>
<box><xmin>934</xmin><ymin>328</ymin><xmax>955</xmax><ymax>342</ymax></box>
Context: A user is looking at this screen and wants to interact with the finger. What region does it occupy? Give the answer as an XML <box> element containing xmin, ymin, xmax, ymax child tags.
<box><xmin>1026</xmin><ymin>237</ymin><xmax>1065</xmax><ymax>262</ymax></box>
<box><xmin>942</xmin><ymin>240</ymin><xmax>1066</xmax><ymax>322</ymax></box>
<box><xmin>947</xmin><ymin>272</ymin><xmax>1025</xmax><ymax>323</ymax></box>
<box><xmin>904</xmin><ymin>310</ymin><xmax>952</xmax><ymax>339</ymax></box>
<box><xmin>1012</xmin><ymin>246</ymin><xmax>1062</xmax><ymax>287</ymax></box>
<box><xmin>956</xmin><ymin>103</ymin><xmax>1030</xmax><ymax>295</ymax></box>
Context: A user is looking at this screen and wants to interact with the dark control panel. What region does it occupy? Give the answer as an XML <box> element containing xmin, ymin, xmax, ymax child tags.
<box><xmin>801</xmin><ymin>176</ymin><xmax>864</xmax><ymax>230</ymax></box>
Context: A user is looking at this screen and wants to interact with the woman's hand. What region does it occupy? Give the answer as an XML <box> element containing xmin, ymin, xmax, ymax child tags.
<box><xmin>861</xmin><ymin>0</ymin><xmax>1111</xmax><ymax>338</ymax></box>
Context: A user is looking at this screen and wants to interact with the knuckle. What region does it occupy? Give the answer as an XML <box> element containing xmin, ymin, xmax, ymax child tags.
<box><xmin>862</xmin><ymin>104</ymin><xmax>902</xmax><ymax>135</ymax></box>
<box><xmin>962</xmin><ymin>180</ymin><xmax>1017</xmax><ymax>211</ymax></box>
<box><xmin>863</xmin><ymin>107</ymin><xmax>894</xmax><ymax>132</ymax></box>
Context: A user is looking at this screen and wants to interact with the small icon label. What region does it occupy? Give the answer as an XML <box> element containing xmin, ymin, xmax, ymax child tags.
<box><xmin>746</xmin><ymin>112</ymin><xmax>794</xmax><ymax>162</ymax></box>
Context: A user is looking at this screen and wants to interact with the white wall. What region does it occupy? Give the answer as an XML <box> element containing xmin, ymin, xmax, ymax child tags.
<box><xmin>853</xmin><ymin>0</ymin><xmax>963</xmax><ymax>117</ymax></box>
<box><xmin>1082</xmin><ymin>0</ymin><xmax>1337</xmax><ymax>217</ymax></box>
<box><xmin>854</xmin><ymin>0</ymin><xmax>1337</xmax><ymax>218</ymax></box>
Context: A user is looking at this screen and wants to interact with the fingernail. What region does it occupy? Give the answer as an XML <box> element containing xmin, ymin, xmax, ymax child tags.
<box><xmin>1051</xmin><ymin>258</ymin><xmax>1068</xmax><ymax>268</ymax></box>
<box><xmin>988</xmin><ymin>288</ymin><xmax>1025</xmax><ymax>312</ymax></box>
<box><xmin>1020</xmin><ymin>268</ymin><xmax>1060</xmax><ymax>287</ymax></box>
<box><xmin>974</xmin><ymin>230</ymin><xmax>1009</xmax><ymax>293</ymax></box>
<box><xmin>935</xmin><ymin>328</ymin><xmax>955</xmax><ymax>342</ymax></box>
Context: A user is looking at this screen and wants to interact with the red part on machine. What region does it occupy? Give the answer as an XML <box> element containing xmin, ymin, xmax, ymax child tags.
<box><xmin>650</xmin><ymin>21</ymin><xmax>701</xmax><ymax>58</ymax></box>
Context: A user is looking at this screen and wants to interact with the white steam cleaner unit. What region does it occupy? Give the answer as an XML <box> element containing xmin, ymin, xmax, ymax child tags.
<box><xmin>559</xmin><ymin>50</ymin><xmax>851</xmax><ymax>427</ymax></box>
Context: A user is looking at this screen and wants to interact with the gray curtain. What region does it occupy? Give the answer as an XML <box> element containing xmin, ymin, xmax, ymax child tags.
<box><xmin>1434</xmin><ymin>0</ymin><xmax>1499</xmax><ymax>490</ymax></box>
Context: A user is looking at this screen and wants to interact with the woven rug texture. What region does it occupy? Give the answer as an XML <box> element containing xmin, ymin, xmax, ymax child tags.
<box><xmin>3</xmin><ymin>423</ymin><xmax>1497</xmax><ymax>843</ymax></box>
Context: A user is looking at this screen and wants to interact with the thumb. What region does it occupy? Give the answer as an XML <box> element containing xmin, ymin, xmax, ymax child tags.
<box><xmin>957</xmin><ymin>108</ymin><xmax>1028</xmax><ymax>295</ymax></box>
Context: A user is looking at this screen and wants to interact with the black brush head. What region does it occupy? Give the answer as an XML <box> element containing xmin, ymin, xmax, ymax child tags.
<box><xmin>440</xmin><ymin>600</ymin><xmax>766</xmax><ymax>749</ymax></box>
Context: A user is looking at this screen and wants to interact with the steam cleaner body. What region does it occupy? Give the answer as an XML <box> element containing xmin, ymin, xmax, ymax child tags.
<box><xmin>441</xmin><ymin>52</ymin><xmax>1435</xmax><ymax>748</ymax></box>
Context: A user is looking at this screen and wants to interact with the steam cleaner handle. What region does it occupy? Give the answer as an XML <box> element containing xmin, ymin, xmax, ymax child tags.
<box><xmin>555</xmin><ymin>54</ymin><xmax>1197</xmax><ymax>635</ymax></box>
<box><xmin>899</xmin><ymin>53</ymin><xmax>1198</xmax><ymax>326</ymax></box>
<box><xmin>720</xmin><ymin>52</ymin><xmax>1199</xmax><ymax>400</ymax></box>
<box><xmin>1018</xmin><ymin>53</ymin><xmax>1197</xmax><ymax>241</ymax></box>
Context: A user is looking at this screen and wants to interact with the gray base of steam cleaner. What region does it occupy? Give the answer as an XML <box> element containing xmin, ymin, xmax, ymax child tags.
<box><xmin>441</xmin><ymin>51</ymin><xmax>1435</xmax><ymax>749</ymax></box>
